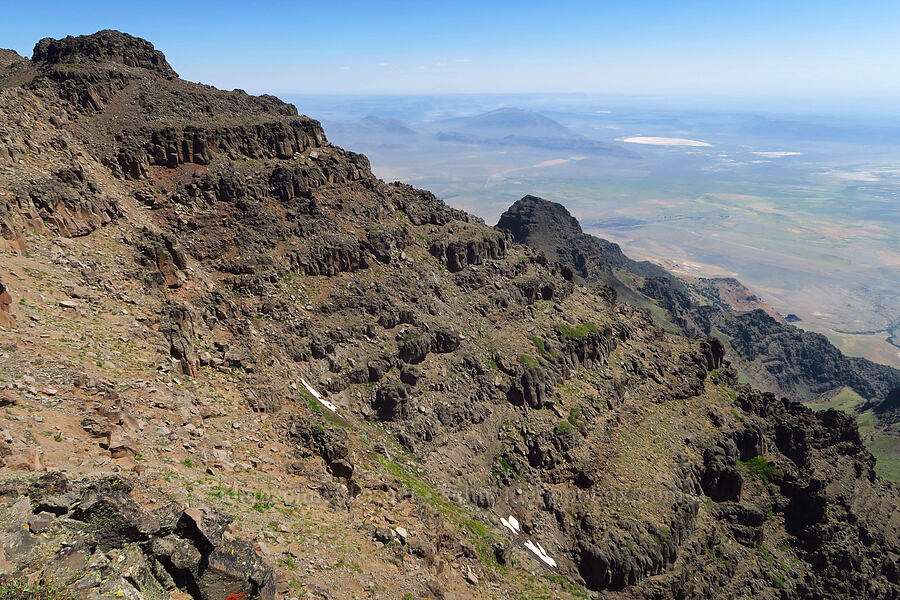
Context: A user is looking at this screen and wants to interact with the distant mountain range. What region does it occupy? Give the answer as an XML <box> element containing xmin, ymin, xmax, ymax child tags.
<box><xmin>327</xmin><ymin>115</ymin><xmax>418</xmax><ymax>137</ymax></box>
<box><xmin>434</xmin><ymin>107</ymin><xmax>581</xmax><ymax>139</ymax></box>
<box><xmin>326</xmin><ymin>107</ymin><xmax>639</xmax><ymax>158</ymax></box>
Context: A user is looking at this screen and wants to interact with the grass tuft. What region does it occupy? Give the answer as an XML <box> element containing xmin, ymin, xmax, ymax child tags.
<box><xmin>554</xmin><ymin>322</ymin><xmax>598</xmax><ymax>340</ymax></box>
<box><xmin>739</xmin><ymin>456</ymin><xmax>784</xmax><ymax>485</ymax></box>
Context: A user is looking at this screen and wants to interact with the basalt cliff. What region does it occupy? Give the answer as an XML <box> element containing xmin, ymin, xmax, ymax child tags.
<box><xmin>0</xmin><ymin>31</ymin><xmax>898</xmax><ymax>600</ymax></box>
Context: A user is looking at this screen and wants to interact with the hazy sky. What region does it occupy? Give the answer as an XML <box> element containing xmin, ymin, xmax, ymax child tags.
<box><xmin>4</xmin><ymin>1</ymin><xmax>900</xmax><ymax>100</ymax></box>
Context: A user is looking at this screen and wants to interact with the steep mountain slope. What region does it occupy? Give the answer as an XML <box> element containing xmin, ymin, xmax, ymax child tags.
<box><xmin>1</xmin><ymin>31</ymin><xmax>898</xmax><ymax>600</ymax></box>
<box><xmin>497</xmin><ymin>196</ymin><xmax>900</xmax><ymax>464</ymax></box>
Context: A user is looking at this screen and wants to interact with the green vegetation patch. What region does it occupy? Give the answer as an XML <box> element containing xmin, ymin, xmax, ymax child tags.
<box><xmin>519</xmin><ymin>353</ymin><xmax>540</xmax><ymax>367</ymax></box>
<box><xmin>739</xmin><ymin>456</ymin><xmax>784</xmax><ymax>485</ymax></box>
<box><xmin>567</xmin><ymin>406</ymin><xmax>587</xmax><ymax>435</ymax></box>
<box><xmin>805</xmin><ymin>387</ymin><xmax>866</xmax><ymax>413</ymax></box>
<box><xmin>542</xmin><ymin>574</ymin><xmax>589</xmax><ymax>598</ymax></box>
<box><xmin>805</xmin><ymin>387</ymin><xmax>899</xmax><ymax>482</ymax></box>
<box><xmin>554</xmin><ymin>322</ymin><xmax>598</xmax><ymax>340</ymax></box>
<box><xmin>299</xmin><ymin>387</ymin><xmax>348</xmax><ymax>428</ymax></box>
<box><xmin>555</xmin><ymin>420</ymin><xmax>574</xmax><ymax>437</ymax></box>
<box><xmin>868</xmin><ymin>432</ymin><xmax>900</xmax><ymax>482</ymax></box>
<box><xmin>532</xmin><ymin>336</ymin><xmax>560</xmax><ymax>359</ymax></box>
<box><xmin>251</xmin><ymin>491</ymin><xmax>276</xmax><ymax>513</ymax></box>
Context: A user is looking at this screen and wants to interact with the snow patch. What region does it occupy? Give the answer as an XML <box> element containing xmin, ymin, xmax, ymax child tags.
<box><xmin>508</xmin><ymin>515</ymin><xmax>520</xmax><ymax>533</ymax></box>
<box><xmin>524</xmin><ymin>539</ymin><xmax>558</xmax><ymax>568</ymax></box>
<box><xmin>300</xmin><ymin>378</ymin><xmax>340</xmax><ymax>415</ymax></box>
<box><xmin>500</xmin><ymin>515</ymin><xmax>521</xmax><ymax>535</ymax></box>
<box><xmin>498</xmin><ymin>514</ymin><xmax>555</xmax><ymax>568</ymax></box>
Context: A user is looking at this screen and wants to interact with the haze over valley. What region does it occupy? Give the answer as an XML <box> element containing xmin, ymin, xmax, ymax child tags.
<box><xmin>294</xmin><ymin>94</ymin><xmax>900</xmax><ymax>368</ymax></box>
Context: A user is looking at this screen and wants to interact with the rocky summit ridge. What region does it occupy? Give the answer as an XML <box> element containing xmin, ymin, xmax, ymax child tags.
<box><xmin>0</xmin><ymin>30</ymin><xmax>898</xmax><ymax>600</ymax></box>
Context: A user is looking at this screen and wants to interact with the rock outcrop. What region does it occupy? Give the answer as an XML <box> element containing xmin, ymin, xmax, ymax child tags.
<box><xmin>0</xmin><ymin>473</ymin><xmax>275</xmax><ymax>600</ymax></box>
<box><xmin>497</xmin><ymin>195</ymin><xmax>670</xmax><ymax>286</ymax></box>
<box><xmin>33</xmin><ymin>30</ymin><xmax>177</xmax><ymax>77</ymax></box>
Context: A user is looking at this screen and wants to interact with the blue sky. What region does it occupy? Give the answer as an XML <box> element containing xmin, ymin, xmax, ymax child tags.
<box><xmin>3</xmin><ymin>1</ymin><xmax>900</xmax><ymax>99</ymax></box>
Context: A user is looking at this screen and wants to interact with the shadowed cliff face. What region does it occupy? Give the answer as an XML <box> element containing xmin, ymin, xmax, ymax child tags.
<box><xmin>497</xmin><ymin>195</ymin><xmax>900</xmax><ymax>420</ymax></box>
<box><xmin>0</xmin><ymin>30</ymin><xmax>898</xmax><ymax>600</ymax></box>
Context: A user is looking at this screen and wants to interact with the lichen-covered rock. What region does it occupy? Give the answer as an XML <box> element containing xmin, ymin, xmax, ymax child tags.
<box><xmin>0</xmin><ymin>473</ymin><xmax>273</xmax><ymax>599</ymax></box>
<box><xmin>71</xmin><ymin>479</ymin><xmax>160</xmax><ymax>551</ymax></box>
<box><xmin>202</xmin><ymin>539</ymin><xmax>275</xmax><ymax>600</ymax></box>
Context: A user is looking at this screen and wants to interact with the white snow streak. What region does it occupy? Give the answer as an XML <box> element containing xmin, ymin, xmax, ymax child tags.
<box><xmin>300</xmin><ymin>378</ymin><xmax>340</xmax><ymax>415</ymax></box>
<box><xmin>499</xmin><ymin>514</ymin><xmax>555</xmax><ymax>568</ymax></box>
<box><xmin>524</xmin><ymin>539</ymin><xmax>558</xmax><ymax>568</ymax></box>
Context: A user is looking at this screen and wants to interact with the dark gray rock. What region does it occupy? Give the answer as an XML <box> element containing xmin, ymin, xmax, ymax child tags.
<box><xmin>373</xmin><ymin>382</ymin><xmax>411</xmax><ymax>420</ymax></box>
<box><xmin>701</xmin><ymin>439</ymin><xmax>744</xmax><ymax>502</ymax></box>
<box><xmin>507</xmin><ymin>365</ymin><xmax>549</xmax><ymax>408</ymax></box>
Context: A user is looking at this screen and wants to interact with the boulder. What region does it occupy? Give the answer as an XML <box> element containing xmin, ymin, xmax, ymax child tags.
<box><xmin>398</xmin><ymin>334</ymin><xmax>431</xmax><ymax>364</ymax></box>
<box><xmin>3</xmin><ymin>447</ymin><xmax>43</xmax><ymax>471</ymax></box>
<box><xmin>507</xmin><ymin>366</ymin><xmax>549</xmax><ymax>409</ymax></box>
<box><xmin>373</xmin><ymin>382</ymin><xmax>411</xmax><ymax>420</ymax></box>
<box><xmin>201</xmin><ymin>539</ymin><xmax>275</xmax><ymax>600</ymax></box>
<box><xmin>0</xmin><ymin>278</ymin><xmax>15</xmax><ymax>328</ymax></box>
<box><xmin>399</xmin><ymin>364</ymin><xmax>423</xmax><ymax>385</ymax></box>
<box><xmin>71</xmin><ymin>485</ymin><xmax>160</xmax><ymax>551</ymax></box>
<box><xmin>178</xmin><ymin>505</ymin><xmax>232</xmax><ymax>551</ymax></box>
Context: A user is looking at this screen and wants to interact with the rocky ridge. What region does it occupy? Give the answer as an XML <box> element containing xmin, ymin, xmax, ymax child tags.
<box><xmin>0</xmin><ymin>31</ymin><xmax>897</xmax><ymax>600</ymax></box>
<box><xmin>497</xmin><ymin>195</ymin><xmax>900</xmax><ymax>419</ymax></box>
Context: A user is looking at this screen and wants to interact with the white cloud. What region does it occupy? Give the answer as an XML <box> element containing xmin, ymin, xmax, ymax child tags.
<box><xmin>378</xmin><ymin>62</ymin><xmax>389</xmax><ymax>67</ymax></box>
<box><xmin>455</xmin><ymin>58</ymin><xmax>473</xmax><ymax>63</ymax></box>
<box><xmin>415</xmin><ymin>65</ymin><xmax>426</xmax><ymax>70</ymax></box>
<box><xmin>339</xmin><ymin>66</ymin><xmax>351</xmax><ymax>71</ymax></box>
<box><xmin>433</xmin><ymin>61</ymin><xmax>448</xmax><ymax>67</ymax></box>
